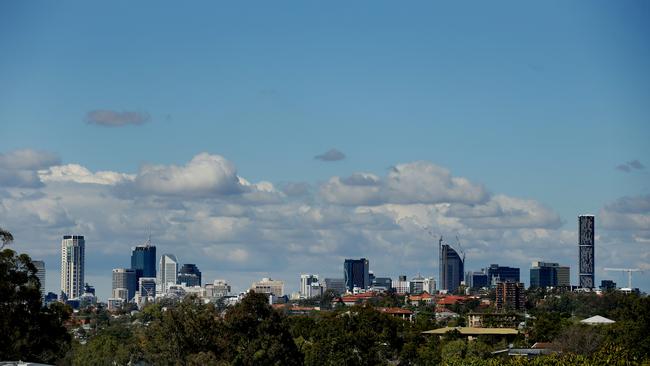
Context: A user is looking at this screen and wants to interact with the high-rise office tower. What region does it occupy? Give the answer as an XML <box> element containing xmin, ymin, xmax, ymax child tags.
<box><xmin>300</xmin><ymin>274</ymin><xmax>319</xmax><ymax>298</ymax></box>
<box><xmin>439</xmin><ymin>238</ymin><xmax>464</xmax><ymax>293</ymax></box>
<box><xmin>323</xmin><ymin>278</ymin><xmax>346</xmax><ymax>295</ymax></box>
<box><xmin>131</xmin><ymin>239</ymin><xmax>156</xmax><ymax>283</ymax></box>
<box><xmin>112</xmin><ymin>268</ymin><xmax>137</xmax><ymax>301</ymax></box>
<box><xmin>158</xmin><ymin>254</ymin><xmax>178</xmax><ymax>293</ymax></box>
<box><xmin>178</xmin><ymin>263</ymin><xmax>201</xmax><ymax>287</ymax></box>
<box><xmin>486</xmin><ymin>264</ymin><xmax>520</xmax><ymax>285</ymax></box>
<box><xmin>530</xmin><ymin>261</ymin><xmax>570</xmax><ymax>288</ymax></box>
<box><xmin>33</xmin><ymin>260</ymin><xmax>46</xmax><ymax>297</ymax></box>
<box><xmin>344</xmin><ymin>258</ymin><xmax>370</xmax><ymax>292</ymax></box>
<box><xmin>61</xmin><ymin>235</ymin><xmax>85</xmax><ymax>299</ymax></box>
<box><xmin>579</xmin><ymin>215</ymin><xmax>595</xmax><ymax>288</ymax></box>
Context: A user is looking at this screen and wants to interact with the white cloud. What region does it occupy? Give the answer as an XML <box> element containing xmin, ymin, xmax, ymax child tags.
<box><xmin>129</xmin><ymin>153</ymin><xmax>246</xmax><ymax>197</ymax></box>
<box><xmin>39</xmin><ymin>164</ymin><xmax>135</xmax><ymax>185</ymax></box>
<box><xmin>320</xmin><ymin>162</ymin><xmax>488</xmax><ymax>206</ymax></box>
<box><xmin>600</xmin><ymin>195</ymin><xmax>650</xmax><ymax>230</ymax></box>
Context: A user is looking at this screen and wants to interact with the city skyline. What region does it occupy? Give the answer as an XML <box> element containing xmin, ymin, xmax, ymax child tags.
<box><xmin>1</xmin><ymin>2</ymin><xmax>648</xmax><ymax>298</ymax></box>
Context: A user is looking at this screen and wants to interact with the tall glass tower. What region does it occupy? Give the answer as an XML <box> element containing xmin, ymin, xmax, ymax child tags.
<box><xmin>61</xmin><ymin>235</ymin><xmax>85</xmax><ymax>299</ymax></box>
<box><xmin>131</xmin><ymin>239</ymin><xmax>156</xmax><ymax>280</ymax></box>
<box><xmin>579</xmin><ymin>215</ymin><xmax>595</xmax><ymax>288</ymax></box>
<box><xmin>344</xmin><ymin>258</ymin><xmax>369</xmax><ymax>292</ymax></box>
<box><xmin>441</xmin><ymin>244</ymin><xmax>464</xmax><ymax>293</ymax></box>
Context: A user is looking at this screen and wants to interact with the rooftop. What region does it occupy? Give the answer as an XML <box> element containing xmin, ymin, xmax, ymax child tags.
<box><xmin>423</xmin><ymin>327</ymin><xmax>518</xmax><ymax>335</ymax></box>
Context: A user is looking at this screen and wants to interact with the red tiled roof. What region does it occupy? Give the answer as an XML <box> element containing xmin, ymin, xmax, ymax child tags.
<box><xmin>437</xmin><ymin>295</ymin><xmax>467</xmax><ymax>305</ymax></box>
<box><xmin>378</xmin><ymin>307</ymin><xmax>413</xmax><ymax>315</ymax></box>
<box><xmin>409</xmin><ymin>292</ymin><xmax>435</xmax><ymax>301</ymax></box>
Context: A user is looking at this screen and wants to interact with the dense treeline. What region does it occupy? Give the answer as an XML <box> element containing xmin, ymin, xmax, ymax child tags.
<box><xmin>2</xmin><ymin>245</ymin><xmax>650</xmax><ymax>365</ymax></box>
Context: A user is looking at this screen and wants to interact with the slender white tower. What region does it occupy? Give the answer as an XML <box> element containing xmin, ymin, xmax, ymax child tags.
<box><xmin>61</xmin><ymin>235</ymin><xmax>85</xmax><ymax>299</ymax></box>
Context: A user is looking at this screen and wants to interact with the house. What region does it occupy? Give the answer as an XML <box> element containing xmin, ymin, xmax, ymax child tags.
<box><xmin>408</xmin><ymin>292</ymin><xmax>435</xmax><ymax>306</ymax></box>
<box><xmin>435</xmin><ymin>307</ymin><xmax>459</xmax><ymax>320</ymax></box>
<box><xmin>377</xmin><ymin>307</ymin><xmax>414</xmax><ymax>321</ymax></box>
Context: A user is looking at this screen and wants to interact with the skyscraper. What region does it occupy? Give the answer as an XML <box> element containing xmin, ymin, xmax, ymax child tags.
<box><xmin>579</xmin><ymin>215</ymin><xmax>595</xmax><ymax>288</ymax></box>
<box><xmin>486</xmin><ymin>264</ymin><xmax>520</xmax><ymax>285</ymax></box>
<box><xmin>131</xmin><ymin>239</ymin><xmax>156</xmax><ymax>282</ymax></box>
<box><xmin>323</xmin><ymin>278</ymin><xmax>346</xmax><ymax>295</ymax></box>
<box><xmin>530</xmin><ymin>261</ymin><xmax>570</xmax><ymax>288</ymax></box>
<box><xmin>158</xmin><ymin>254</ymin><xmax>178</xmax><ymax>293</ymax></box>
<box><xmin>344</xmin><ymin>258</ymin><xmax>370</xmax><ymax>292</ymax></box>
<box><xmin>61</xmin><ymin>235</ymin><xmax>85</xmax><ymax>299</ymax></box>
<box><xmin>439</xmin><ymin>238</ymin><xmax>464</xmax><ymax>293</ymax></box>
<box><xmin>178</xmin><ymin>263</ymin><xmax>201</xmax><ymax>287</ymax></box>
<box><xmin>112</xmin><ymin>268</ymin><xmax>137</xmax><ymax>301</ymax></box>
<box><xmin>300</xmin><ymin>274</ymin><xmax>319</xmax><ymax>298</ymax></box>
<box><xmin>33</xmin><ymin>260</ymin><xmax>45</xmax><ymax>297</ymax></box>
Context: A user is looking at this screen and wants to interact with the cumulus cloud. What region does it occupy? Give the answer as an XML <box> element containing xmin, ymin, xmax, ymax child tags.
<box><xmin>450</xmin><ymin>195</ymin><xmax>562</xmax><ymax>229</ymax></box>
<box><xmin>128</xmin><ymin>153</ymin><xmax>246</xmax><ymax>197</ymax></box>
<box><xmin>600</xmin><ymin>195</ymin><xmax>650</xmax><ymax>230</ymax></box>
<box><xmin>314</xmin><ymin>148</ymin><xmax>346</xmax><ymax>162</ymax></box>
<box><xmin>0</xmin><ymin>149</ymin><xmax>60</xmax><ymax>188</ymax></box>
<box><xmin>39</xmin><ymin>164</ymin><xmax>135</xmax><ymax>185</ymax></box>
<box><xmin>85</xmin><ymin>109</ymin><xmax>150</xmax><ymax>127</ymax></box>
<box><xmin>616</xmin><ymin>159</ymin><xmax>645</xmax><ymax>172</ymax></box>
<box><xmin>320</xmin><ymin>162</ymin><xmax>488</xmax><ymax>206</ymax></box>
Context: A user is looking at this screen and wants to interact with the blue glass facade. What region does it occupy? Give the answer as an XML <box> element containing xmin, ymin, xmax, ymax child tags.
<box><xmin>131</xmin><ymin>244</ymin><xmax>156</xmax><ymax>279</ymax></box>
<box><xmin>487</xmin><ymin>264</ymin><xmax>520</xmax><ymax>285</ymax></box>
<box><xmin>344</xmin><ymin>258</ymin><xmax>369</xmax><ymax>292</ymax></box>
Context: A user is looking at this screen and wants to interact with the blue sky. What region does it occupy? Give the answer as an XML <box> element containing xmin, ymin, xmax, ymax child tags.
<box><xmin>1</xmin><ymin>1</ymin><xmax>649</xmax><ymax>297</ymax></box>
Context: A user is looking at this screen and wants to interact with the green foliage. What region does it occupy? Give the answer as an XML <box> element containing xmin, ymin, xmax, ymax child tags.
<box><xmin>0</xmin><ymin>248</ymin><xmax>72</xmax><ymax>363</ymax></box>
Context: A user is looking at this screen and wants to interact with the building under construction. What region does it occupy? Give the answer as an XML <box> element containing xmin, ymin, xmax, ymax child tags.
<box><xmin>438</xmin><ymin>236</ymin><xmax>465</xmax><ymax>293</ymax></box>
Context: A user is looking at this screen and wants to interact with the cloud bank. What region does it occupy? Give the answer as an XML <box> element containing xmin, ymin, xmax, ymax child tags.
<box><xmin>2</xmin><ymin>148</ymin><xmax>648</xmax><ymax>297</ymax></box>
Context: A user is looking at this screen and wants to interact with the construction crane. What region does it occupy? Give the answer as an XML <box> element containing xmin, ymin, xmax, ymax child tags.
<box><xmin>603</xmin><ymin>268</ymin><xmax>642</xmax><ymax>289</ymax></box>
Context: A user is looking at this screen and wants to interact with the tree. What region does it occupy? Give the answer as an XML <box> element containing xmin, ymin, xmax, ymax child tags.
<box><xmin>551</xmin><ymin>324</ymin><xmax>603</xmax><ymax>355</ymax></box>
<box><xmin>224</xmin><ymin>292</ymin><xmax>302</xmax><ymax>365</ymax></box>
<box><xmin>0</xmin><ymin>227</ymin><xmax>13</xmax><ymax>249</ymax></box>
<box><xmin>0</xmin><ymin>247</ymin><xmax>72</xmax><ymax>363</ymax></box>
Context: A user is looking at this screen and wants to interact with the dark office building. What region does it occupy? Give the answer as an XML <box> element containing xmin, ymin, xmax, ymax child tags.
<box><xmin>372</xmin><ymin>277</ymin><xmax>392</xmax><ymax>290</ymax></box>
<box><xmin>579</xmin><ymin>215</ymin><xmax>595</xmax><ymax>288</ymax></box>
<box><xmin>600</xmin><ymin>280</ymin><xmax>616</xmax><ymax>291</ymax></box>
<box><xmin>344</xmin><ymin>258</ymin><xmax>370</xmax><ymax>292</ymax></box>
<box><xmin>530</xmin><ymin>262</ymin><xmax>557</xmax><ymax>288</ymax></box>
<box><xmin>471</xmin><ymin>272</ymin><xmax>489</xmax><ymax>289</ymax></box>
<box><xmin>178</xmin><ymin>263</ymin><xmax>202</xmax><ymax>287</ymax></box>
<box><xmin>131</xmin><ymin>241</ymin><xmax>156</xmax><ymax>283</ymax></box>
<box><xmin>440</xmin><ymin>244</ymin><xmax>464</xmax><ymax>293</ymax></box>
<box><xmin>487</xmin><ymin>264</ymin><xmax>520</xmax><ymax>285</ymax></box>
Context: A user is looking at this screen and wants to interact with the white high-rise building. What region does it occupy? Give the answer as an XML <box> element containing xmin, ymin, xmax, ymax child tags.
<box><xmin>300</xmin><ymin>274</ymin><xmax>319</xmax><ymax>298</ymax></box>
<box><xmin>33</xmin><ymin>260</ymin><xmax>46</xmax><ymax>297</ymax></box>
<box><xmin>157</xmin><ymin>254</ymin><xmax>178</xmax><ymax>293</ymax></box>
<box><xmin>61</xmin><ymin>235</ymin><xmax>85</xmax><ymax>299</ymax></box>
